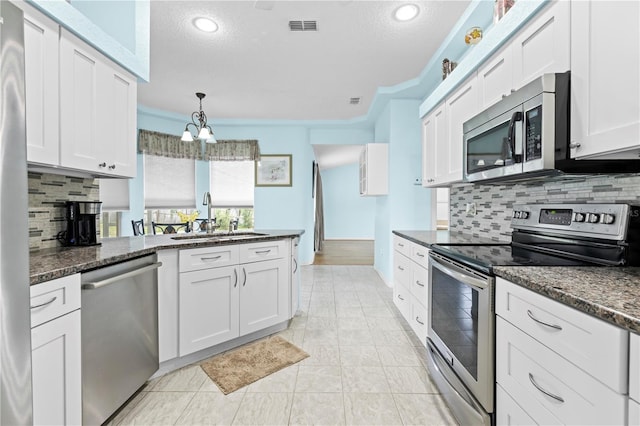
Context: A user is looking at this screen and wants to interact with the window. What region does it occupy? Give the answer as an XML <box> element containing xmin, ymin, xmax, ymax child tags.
<box><xmin>99</xmin><ymin>178</ymin><xmax>130</xmax><ymax>237</ymax></box>
<box><xmin>436</xmin><ymin>188</ymin><xmax>450</xmax><ymax>230</ymax></box>
<box><xmin>209</xmin><ymin>161</ymin><xmax>255</xmax><ymax>230</ymax></box>
<box><xmin>144</xmin><ymin>155</ymin><xmax>196</xmax><ymax>209</ymax></box>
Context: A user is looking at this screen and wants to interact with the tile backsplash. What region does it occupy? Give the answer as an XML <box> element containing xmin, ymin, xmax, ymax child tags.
<box><xmin>449</xmin><ymin>174</ymin><xmax>640</xmax><ymax>241</ymax></box>
<box><xmin>28</xmin><ymin>172</ymin><xmax>100</xmax><ymax>251</ymax></box>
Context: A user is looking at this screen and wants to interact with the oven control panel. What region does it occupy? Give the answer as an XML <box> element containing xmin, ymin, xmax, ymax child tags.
<box><xmin>511</xmin><ymin>203</ymin><xmax>631</xmax><ymax>240</ymax></box>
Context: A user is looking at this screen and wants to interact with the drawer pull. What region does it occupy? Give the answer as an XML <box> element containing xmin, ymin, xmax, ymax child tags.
<box><xmin>529</xmin><ymin>373</ymin><xmax>565</xmax><ymax>403</ymax></box>
<box><xmin>416</xmin><ymin>280</ymin><xmax>425</xmax><ymax>287</ymax></box>
<box><xmin>398</xmin><ymin>243</ymin><xmax>405</xmax><ymax>247</ymax></box>
<box><xmin>398</xmin><ymin>266</ymin><xmax>405</xmax><ymax>271</ymax></box>
<box><xmin>242</xmin><ymin>268</ymin><xmax>247</xmax><ymax>287</ymax></box>
<box><xmin>201</xmin><ymin>255</ymin><xmax>222</xmax><ymax>261</ymax></box>
<box><xmin>255</xmin><ymin>250</ymin><xmax>271</xmax><ymax>255</ymax></box>
<box><xmin>415</xmin><ymin>316</ymin><xmax>424</xmax><ymax>325</ymax></box>
<box><xmin>30</xmin><ymin>296</ymin><xmax>57</xmax><ymax>310</ymax></box>
<box><xmin>527</xmin><ymin>310</ymin><xmax>562</xmax><ymax>331</ymax></box>
<box><xmin>397</xmin><ymin>295</ymin><xmax>405</xmax><ymax>301</ymax></box>
<box><xmin>233</xmin><ymin>269</ymin><xmax>238</xmax><ymax>288</ymax></box>
<box><xmin>416</xmin><ymin>252</ymin><xmax>425</xmax><ymax>258</ymax></box>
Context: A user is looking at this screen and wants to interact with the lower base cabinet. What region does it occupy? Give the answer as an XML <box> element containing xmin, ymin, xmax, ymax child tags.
<box><xmin>31</xmin><ymin>309</ymin><xmax>81</xmax><ymax>426</ymax></box>
<box><xmin>496</xmin><ymin>383</ymin><xmax>536</xmax><ymax>426</ymax></box>
<box><xmin>240</xmin><ymin>258</ymin><xmax>289</xmax><ymax>335</ymax></box>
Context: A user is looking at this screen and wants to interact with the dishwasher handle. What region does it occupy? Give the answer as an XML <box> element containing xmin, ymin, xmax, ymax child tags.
<box><xmin>82</xmin><ymin>262</ymin><xmax>163</xmax><ymax>290</ymax></box>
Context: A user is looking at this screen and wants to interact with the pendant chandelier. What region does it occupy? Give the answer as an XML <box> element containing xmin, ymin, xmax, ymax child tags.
<box><xmin>181</xmin><ymin>92</ymin><xmax>216</xmax><ymax>142</ymax></box>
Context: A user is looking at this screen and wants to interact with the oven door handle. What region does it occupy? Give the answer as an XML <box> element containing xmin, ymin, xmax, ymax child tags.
<box><xmin>430</xmin><ymin>255</ymin><xmax>488</xmax><ymax>291</ymax></box>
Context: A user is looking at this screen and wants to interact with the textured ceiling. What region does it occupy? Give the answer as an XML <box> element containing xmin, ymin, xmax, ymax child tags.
<box><xmin>138</xmin><ymin>0</ymin><xmax>470</xmax><ymax>122</ymax></box>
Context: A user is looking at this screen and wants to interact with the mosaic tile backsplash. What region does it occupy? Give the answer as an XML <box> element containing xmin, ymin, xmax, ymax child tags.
<box><xmin>28</xmin><ymin>172</ymin><xmax>100</xmax><ymax>251</ymax></box>
<box><xmin>449</xmin><ymin>174</ymin><xmax>640</xmax><ymax>241</ymax></box>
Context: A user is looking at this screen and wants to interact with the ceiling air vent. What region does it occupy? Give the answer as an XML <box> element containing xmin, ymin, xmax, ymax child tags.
<box><xmin>289</xmin><ymin>20</ymin><xmax>318</xmax><ymax>31</ymax></box>
<box><xmin>349</xmin><ymin>97</ymin><xmax>361</xmax><ymax>105</ymax></box>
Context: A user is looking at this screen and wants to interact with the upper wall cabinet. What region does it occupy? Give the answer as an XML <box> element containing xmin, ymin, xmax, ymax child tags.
<box><xmin>22</xmin><ymin>2</ymin><xmax>60</xmax><ymax>165</ymax></box>
<box><xmin>359</xmin><ymin>144</ymin><xmax>388</xmax><ymax>196</ymax></box>
<box><xmin>421</xmin><ymin>102</ymin><xmax>446</xmax><ymax>186</ymax></box>
<box><xmin>60</xmin><ymin>29</ymin><xmax>137</xmax><ymax>178</ymax></box>
<box><xmin>570</xmin><ymin>0</ymin><xmax>640</xmax><ymax>159</ymax></box>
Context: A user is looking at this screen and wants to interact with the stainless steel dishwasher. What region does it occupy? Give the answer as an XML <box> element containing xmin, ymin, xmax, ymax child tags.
<box><xmin>81</xmin><ymin>255</ymin><xmax>162</xmax><ymax>425</ymax></box>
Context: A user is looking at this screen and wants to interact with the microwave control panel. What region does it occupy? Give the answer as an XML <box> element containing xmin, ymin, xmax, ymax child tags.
<box><xmin>525</xmin><ymin>105</ymin><xmax>542</xmax><ymax>161</ymax></box>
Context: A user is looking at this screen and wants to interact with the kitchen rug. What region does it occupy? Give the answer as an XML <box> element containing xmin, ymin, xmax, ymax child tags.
<box><xmin>200</xmin><ymin>335</ymin><xmax>309</xmax><ymax>394</ymax></box>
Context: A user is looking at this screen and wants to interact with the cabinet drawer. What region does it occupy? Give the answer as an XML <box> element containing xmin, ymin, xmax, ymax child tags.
<box><xmin>30</xmin><ymin>274</ymin><xmax>80</xmax><ymax>328</ymax></box>
<box><xmin>496</xmin><ymin>383</ymin><xmax>536</xmax><ymax>426</ymax></box>
<box><xmin>631</xmin><ymin>333</ymin><xmax>640</xmax><ymax>403</ymax></box>
<box><xmin>631</xmin><ymin>398</ymin><xmax>640</xmax><ymax>426</ymax></box>
<box><xmin>409</xmin><ymin>297</ymin><xmax>427</xmax><ymax>347</ymax></box>
<box><xmin>239</xmin><ymin>240</ymin><xmax>287</xmax><ymax>263</ymax></box>
<box><xmin>179</xmin><ymin>245</ymin><xmax>239</xmax><ymax>272</ymax></box>
<box><xmin>393</xmin><ymin>235</ymin><xmax>412</xmax><ymax>257</ymax></box>
<box><xmin>496</xmin><ymin>277</ymin><xmax>628</xmax><ymax>393</ymax></box>
<box><xmin>496</xmin><ymin>317</ymin><xmax>627</xmax><ymax>426</ymax></box>
<box><xmin>392</xmin><ymin>282</ymin><xmax>411</xmax><ymax>320</ymax></box>
<box><xmin>410</xmin><ymin>264</ymin><xmax>428</xmax><ymax>305</ymax></box>
<box><xmin>393</xmin><ymin>252</ymin><xmax>412</xmax><ymax>288</ymax></box>
<box><xmin>410</xmin><ymin>243</ymin><xmax>429</xmax><ymax>268</ymax></box>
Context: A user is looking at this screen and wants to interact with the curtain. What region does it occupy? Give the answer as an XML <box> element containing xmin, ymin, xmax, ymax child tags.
<box><xmin>144</xmin><ymin>155</ymin><xmax>196</xmax><ymax>209</ymax></box>
<box><xmin>99</xmin><ymin>178</ymin><xmax>130</xmax><ymax>211</ymax></box>
<box><xmin>204</xmin><ymin>140</ymin><xmax>260</xmax><ymax>161</ymax></box>
<box><xmin>138</xmin><ymin>129</ymin><xmax>202</xmax><ymax>159</ymax></box>
<box><xmin>209</xmin><ymin>161</ymin><xmax>255</xmax><ymax>207</ymax></box>
<box><xmin>314</xmin><ymin>163</ymin><xmax>325</xmax><ymax>252</ymax></box>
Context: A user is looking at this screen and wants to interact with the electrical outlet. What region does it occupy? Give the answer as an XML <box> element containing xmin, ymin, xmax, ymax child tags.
<box><xmin>466</xmin><ymin>202</ymin><xmax>477</xmax><ymax>216</ymax></box>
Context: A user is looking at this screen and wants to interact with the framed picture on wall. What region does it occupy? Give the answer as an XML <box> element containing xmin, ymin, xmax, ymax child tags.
<box><xmin>255</xmin><ymin>154</ymin><xmax>293</xmax><ymax>187</ymax></box>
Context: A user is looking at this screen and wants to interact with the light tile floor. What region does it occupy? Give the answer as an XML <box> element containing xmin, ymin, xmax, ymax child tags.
<box><xmin>109</xmin><ymin>265</ymin><xmax>457</xmax><ymax>425</ymax></box>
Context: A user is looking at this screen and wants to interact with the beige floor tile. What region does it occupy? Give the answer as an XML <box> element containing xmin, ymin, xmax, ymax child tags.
<box><xmin>150</xmin><ymin>365</ymin><xmax>208</xmax><ymax>392</ymax></box>
<box><xmin>338</xmin><ymin>329</ymin><xmax>374</xmax><ymax>346</ymax></box>
<box><xmin>232</xmin><ymin>393</ymin><xmax>293</xmax><ymax>425</ymax></box>
<box><xmin>384</xmin><ymin>366</ymin><xmax>438</xmax><ymax>394</ymax></box>
<box><xmin>393</xmin><ymin>393</ymin><xmax>458</xmax><ymax>425</ymax></box>
<box><xmin>306</xmin><ymin>316</ymin><xmax>338</xmax><ymax>330</ymax></box>
<box><xmin>341</xmin><ymin>366</ymin><xmax>390</xmax><ymax>393</ymax></box>
<box><xmin>370</xmin><ymin>330</ymin><xmax>413</xmax><ymax>347</ymax></box>
<box><xmin>246</xmin><ymin>365</ymin><xmax>298</xmax><ymax>393</ymax></box>
<box><xmin>339</xmin><ymin>345</ymin><xmax>381</xmax><ymax>367</ymax></box>
<box><xmin>289</xmin><ymin>393</ymin><xmax>346</xmax><ymax>426</ymax></box>
<box><xmin>337</xmin><ymin>317</ymin><xmax>370</xmax><ymax>331</ymax></box>
<box><xmin>376</xmin><ymin>345</ymin><xmax>423</xmax><ymax>367</ymax></box>
<box><xmin>295</xmin><ymin>366</ymin><xmax>343</xmax><ymax>393</ymax></box>
<box><xmin>335</xmin><ymin>306</ymin><xmax>366</xmax><ymax>319</ymax></box>
<box><xmin>175</xmin><ymin>392</ymin><xmax>244</xmax><ymax>425</ymax></box>
<box><xmin>104</xmin><ymin>391</ymin><xmax>147</xmax><ymax>426</ymax></box>
<box><xmin>366</xmin><ymin>317</ymin><xmax>404</xmax><ymax>331</ymax></box>
<box><xmin>117</xmin><ymin>391</ymin><xmax>195</xmax><ymax>425</ymax></box>
<box><xmin>343</xmin><ymin>393</ymin><xmax>403</xmax><ymax>425</ymax></box>
<box><xmin>300</xmin><ymin>345</ymin><xmax>340</xmax><ymax>366</ymax></box>
<box><xmin>303</xmin><ymin>328</ymin><xmax>339</xmax><ymax>346</ymax></box>
<box><xmin>276</xmin><ymin>328</ymin><xmax>305</xmax><ymax>346</ymax></box>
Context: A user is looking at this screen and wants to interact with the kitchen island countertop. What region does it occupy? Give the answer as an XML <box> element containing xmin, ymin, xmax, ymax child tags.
<box><xmin>30</xmin><ymin>230</ymin><xmax>304</xmax><ymax>285</ymax></box>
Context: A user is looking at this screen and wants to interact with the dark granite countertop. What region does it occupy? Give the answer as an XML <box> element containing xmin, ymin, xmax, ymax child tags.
<box><xmin>494</xmin><ymin>266</ymin><xmax>640</xmax><ymax>334</ymax></box>
<box><xmin>392</xmin><ymin>230</ymin><xmax>506</xmax><ymax>247</ymax></box>
<box><xmin>30</xmin><ymin>230</ymin><xmax>304</xmax><ymax>285</ymax></box>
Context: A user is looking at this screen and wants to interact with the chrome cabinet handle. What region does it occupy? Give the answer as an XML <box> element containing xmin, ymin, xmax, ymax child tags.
<box><xmin>30</xmin><ymin>296</ymin><xmax>57</xmax><ymax>309</ymax></box>
<box><xmin>415</xmin><ymin>316</ymin><xmax>424</xmax><ymax>325</ymax></box>
<box><xmin>242</xmin><ymin>268</ymin><xmax>247</xmax><ymax>287</ymax></box>
<box><xmin>416</xmin><ymin>280</ymin><xmax>425</xmax><ymax>287</ymax></box>
<box><xmin>255</xmin><ymin>249</ymin><xmax>271</xmax><ymax>255</ymax></box>
<box><xmin>98</xmin><ymin>162</ymin><xmax>106</xmax><ymax>168</ymax></box>
<box><xmin>529</xmin><ymin>373</ymin><xmax>564</xmax><ymax>403</ymax></box>
<box><xmin>82</xmin><ymin>262</ymin><xmax>163</xmax><ymax>289</ymax></box>
<box><xmin>416</xmin><ymin>252</ymin><xmax>425</xmax><ymax>258</ymax></box>
<box><xmin>398</xmin><ymin>243</ymin><xmax>405</xmax><ymax>247</ymax></box>
<box><xmin>201</xmin><ymin>255</ymin><xmax>222</xmax><ymax>261</ymax></box>
<box><xmin>108</xmin><ymin>164</ymin><xmax>116</xmax><ymax>170</ymax></box>
<box><xmin>527</xmin><ymin>310</ymin><xmax>562</xmax><ymax>331</ymax></box>
<box><xmin>233</xmin><ymin>269</ymin><xmax>238</xmax><ymax>288</ymax></box>
<box><xmin>398</xmin><ymin>266</ymin><xmax>405</xmax><ymax>271</ymax></box>
<box><xmin>293</xmin><ymin>258</ymin><xmax>298</xmax><ymax>273</ymax></box>
<box><xmin>397</xmin><ymin>294</ymin><xmax>405</xmax><ymax>301</ymax></box>
<box><xmin>569</xmin><ymin>142</ymin><xmax>581</xmax><ymax>149</ymax></box>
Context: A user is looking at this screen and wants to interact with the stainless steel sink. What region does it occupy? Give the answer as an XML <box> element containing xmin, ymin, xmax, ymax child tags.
<box><xmin>170</xmin><ymin>231</ymin><xmax>267</xmax><ymax>241</ymax></box>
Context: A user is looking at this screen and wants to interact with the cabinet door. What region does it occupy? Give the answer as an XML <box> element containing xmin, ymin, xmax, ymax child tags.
<box><xmin>22</xmin><ymin>3</ymin><xmax>59</xmax><ymax>165</ymax></box>
<box><xmin>444</xmin><ymin>75</ymin><xmax>478</xmax><ymax>185</ymax></box>
<box><xmin>98</xmin><ymin>61</ymin><xmax>137</xmax><ymax>177</ymax></box>
<box><xmin>240</xmin><ymin>258</ymin><xmax>289</xmax><ymax>335</ymax></box>
<box><xmin>392</xmin><ymin>281</ymin><xmax>411</xmax><ymax>321</ymax></box>
<box><xmin>570</xmin><ymin>0</ymin><xmax>640</xmax><ymax>159</ymax></box>
<box><xmin>496</xmin><ymin>383</ymin><xmax>537</xmax><ymax>426</ymax></box>
<box><xmin>409</xmin><ymin>296</ymin><xmax>427</xmax><ymax>347</ymax></box>
<box><xmin>477</xmin><ymin>44</ymin><xmax>513</xmax><ymax>109</ymax></box>
<box><xmin>421</xmin><ymin>103</ymin><xmax>446</xmax><ymax>187</ymax></box>
<box><xmin>31</xmin><ymin>310</ymin><xmax>82</xmax><ymax>426</ymax></box>
<box><xmin>179</xmin><ymin>265</ymin><xmax>240</xmax><ymax>356</ymax></box>
<box><xmin>157</xmin><ymin>250</ymin><xmax>179</xmax><ymax>363</ymax></box>
<box><xmin>59</xmin><ymin>30</ymin><xmax>102</xmax><ymax>173</ymax></box>
<box><xmin>290</xmin><ymin>239</ymin><xmax>300</xmax><ymax>317</ymax></box>
<box><xmin>511</xmin><ymin>0</ymin><xmax>570</xmax><ymax>89</ymax></box>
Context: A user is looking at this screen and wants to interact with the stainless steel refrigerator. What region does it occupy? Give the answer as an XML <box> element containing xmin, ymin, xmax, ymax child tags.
<box><xmin>0</xmin><ymin>2</ymin><xmax>34</xmax><ymax>424</ymax></box>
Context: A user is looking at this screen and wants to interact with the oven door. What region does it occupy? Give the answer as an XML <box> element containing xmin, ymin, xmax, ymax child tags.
<box><xmin>464</xmin><ymin>104</ymin><xmax>524</xmax><ymax>182</ymax></box>
<box><xmin>427</xmin><ymin>252</ymin><xmax>495</xmax><ymax>414</ymax></box>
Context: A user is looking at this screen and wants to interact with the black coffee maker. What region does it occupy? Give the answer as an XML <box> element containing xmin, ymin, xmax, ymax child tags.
<box><xmin>63</xmin><ymin>201</ymin><xmax>102</xmax><ymax>246</ymax></box>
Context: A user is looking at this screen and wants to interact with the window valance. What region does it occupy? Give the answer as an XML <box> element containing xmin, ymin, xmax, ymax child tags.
<box><xmin>204</xmin><ymin>140</ymin><xmax>261</xmax><ymax>161</ymax></box>
<box><xmin>138</xmin><ymin>129</ymin><xmax>202</xmax><ymax>159</ymax></box>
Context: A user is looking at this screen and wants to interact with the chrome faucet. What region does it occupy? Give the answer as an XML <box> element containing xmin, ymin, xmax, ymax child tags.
<box><xmin>202</xmin><ymin>191</ymin><xmax>215</xmax><ymax>232</ymax></box>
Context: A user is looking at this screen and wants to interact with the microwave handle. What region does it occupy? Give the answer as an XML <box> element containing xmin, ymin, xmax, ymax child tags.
<box><xmin>507</xmin><ymin>111</ymin><xmax>523</xmax><ymax>163</ymax></box>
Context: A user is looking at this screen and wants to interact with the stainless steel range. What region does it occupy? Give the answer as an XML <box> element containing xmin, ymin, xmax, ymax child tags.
<box><xmin>426</xmin><ymin>203</ymin><xmax>640</xmax><ymax>426</ymax></box>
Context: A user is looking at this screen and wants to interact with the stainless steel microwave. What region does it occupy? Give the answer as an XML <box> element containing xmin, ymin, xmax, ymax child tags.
<box><xmin>463</xmin><ymin>72</ymin><xmax>640</xmax><ymax>183</ymax></box>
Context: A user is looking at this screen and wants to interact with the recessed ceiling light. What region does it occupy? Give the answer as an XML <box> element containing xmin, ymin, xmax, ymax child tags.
<box><xmin>193</xmin><ymin>17</ymin><xmax>219</xmax><ymax>33</ymax></box>
<box><xmin>394</xmin><ymin>4</ymin><xmax>419</xmax><ymax>21</ymax></box>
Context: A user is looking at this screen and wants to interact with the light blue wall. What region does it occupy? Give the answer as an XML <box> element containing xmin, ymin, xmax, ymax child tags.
<box><xmin>71</xmin><ymin>1</ymin><xmax>137</xmax><ymax>53</ymax></box>
<box><xmin>321</xmin><ymin>164</ymin><xmax>376</xmax><ymax>239</ymax></box>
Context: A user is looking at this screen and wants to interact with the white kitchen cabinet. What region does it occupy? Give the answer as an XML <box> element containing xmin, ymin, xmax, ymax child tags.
<box><xmin>477</xmin><ymin>44</ymin><xmax>513</xmax><ymax>109</ymax></box>
<box><xmin>496</xmin><ymin>383</ymin><xmax>536</xmax><ymax>426</ymax></box>
<box><xmin>157</xmin><ymin>250</ymin><xmax>179</xmax><ymax>362</ymax></box>
<box><xmin>179</xmin><ymin>265</ymin><xmax>240</xmax><ymax>356</ymax></box>
<box><xmin>421</xmin><ymin>102</ymin><xmax>446</xmax><ymax>187</ymax></box>
<box><xmin>392</xmin><ymin>280</ymin><xmax>411</xmax><ymax>321</ymax></box>
<box><xmin>21</xmin><ymin>1</ymin><xmax>60</xmax><ymax>165</ymax></box>
<box><xmin>496</xmin><ymin>277</ymin><xmax>629</xmax><ymax>424</ymax></box>
<box><xmin>290</xmin><ymin>237</ymin><xmax>300</xmax><ymax>316</ymax></box>
<box><xmin>30</xmin><ymin>275</ymin><xmax>82</xmax><ymax>426</ymax></box>
<box><xmin>359</xmin><ymin>143</ymin><xmax>388</xmax><ymax>196</ymax></box>
<box><xmin>59</xmin><ymin>29</ymin><xmax>137</xmax><ymax>178</ymax></box>
<box><xmin>631</xmin><ymin>400</ymin><xmax>640</xmax><ymax>426</ymax></box>
<box><xmin>631</xmin><ymin>333</ymin><xmax>640</xmax><ymax>425</ymax></box>
<box><xmin>240</xmin><ymin>257</ymin><xmax>289</xmax><ymax>335</ymax></box>
<box><xmin>570</xmin><ymin>0</ymin><xmax>640</xmax><ymax>159</ymax></box>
